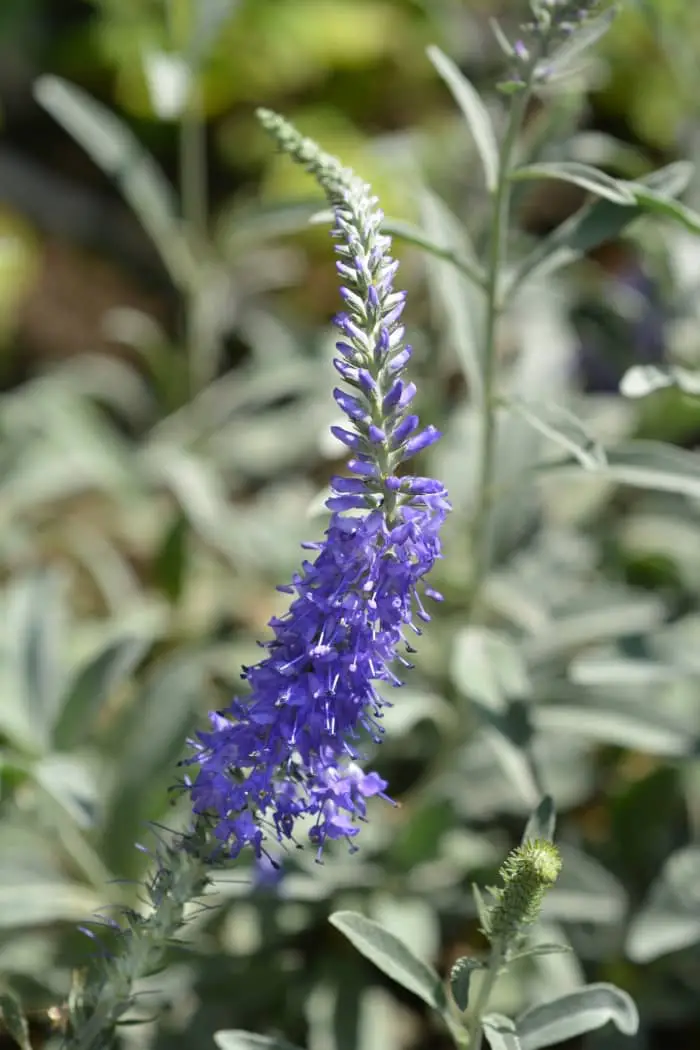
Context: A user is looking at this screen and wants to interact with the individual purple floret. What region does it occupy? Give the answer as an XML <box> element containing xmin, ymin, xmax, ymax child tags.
<box><xmin>186</xmin><ymin>111</ymin><xmax>450</xmax><ymax>863</ymax></box>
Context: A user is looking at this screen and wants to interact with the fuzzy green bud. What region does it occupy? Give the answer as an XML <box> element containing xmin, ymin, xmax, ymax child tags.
<box><xmin>487</xmin><ymin>839</ymin><xmax>561</xmax><ymax>945</ymax></box>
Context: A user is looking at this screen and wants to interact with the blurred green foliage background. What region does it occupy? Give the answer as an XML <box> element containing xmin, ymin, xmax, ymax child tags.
<box><xmin>3</xmin><ymin>1</ymin><xmax>700</xmax><ymax>1049</ymax></box>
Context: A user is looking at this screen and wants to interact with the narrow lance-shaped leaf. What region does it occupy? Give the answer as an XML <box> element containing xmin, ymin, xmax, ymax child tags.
<box><xmin>34</xmin><ymin>77</ymin><xmax>195</xmax><ymax>289</ymax></box>
<box><xmin>329</xmin><ymin>912</ymin><xmax>446</xmax><ymax>1012</ymax></box>
<box><xmin>510</xmin><ymin>162</ymin><xmax>694</xmax><ymax>296</ymax></box>
<box><xmin>427</xmin><ymin>45</ymin><xmax>499</xmax><ymax>193</ymax></box>
<box><xmin>510</xmin><ymin>162</ymin><xmax>636</xmax><ymax>205</ymax></box>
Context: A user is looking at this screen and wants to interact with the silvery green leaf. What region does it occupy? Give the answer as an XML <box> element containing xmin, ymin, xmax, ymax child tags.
<box><xmin>539</xmin><ymin>440</ymin><xmax>700</xmax><ymax>499</ymax></box>
<box><xmin>640</xmin><ymin>159</ymin><xmax>695</xmax><ymax>198</ymax></box>
<box><xmin>630</xmin><ymin>183</ymin><xmax>700</xmax><ymax>234</ymax></box>
<box><xmin>5</xmin><ymin>572</ymin><xmax>67</xmax><ymax>751</ymax></box>
<box><xmin>451</xmin><ymin>627</ymin><xmax>531</xmax><ymax>711</ymax></box>
<box><xmin>516</xmin><ymin>983</ymin><xmax>638</xmax><ymax>1049</ymax></box>
<box><xmin>511</xmin><ymin>162</ymin><xmax>636</xmax><ymax>205</ymax></box>
<box><xmin>507</xmin><ymin>398</ymin><xmax>606</xmax><ymax>470</ymax></box>
<box><xmin>449</xmin><ymin>956</ymin><xmax>484</xmax><ymax>1011</ymax></box>
<box><xmin>482</xmin><ymin>1014</ymin><xmax>522</xmax><ymax>1050</ymax></box>
<box><xmin>33</xmin><ymin>755</ymin><xmax>99</xmax><ymax>829</ymax></box>
<box><xmin>214</xmin><ymin>1033</ymin><xmax>303</xmax><ymax>1050</ymax></box>
<box><xmin>101</xmin><ymin>652</ymin><xmax>203</xmax><ymax>867</ymax></box>
<box><xmin>534</xmin><ymin>702</ymin><xmax>694</xmax><ymax>757</ymax></box>
<box><xmin>0</xmin><ymin>880</ymin><xmax>102</xmax><ymax>928</ymax></box>
<box><xmin>329</xmin><ymin>912</ymin><xmax>446</xmax><ymax>1013</ymax></box>
<box><xmin>426</xmin><ymin>45</ymin><xmax>499</xmax><ymax>193</ymax></box>
<box><xmin>543</xmin><ymin>847</ymin><xmax>626</xmax><ymax>926</ymax></box>
<box><xmin>54</xmin><ymin>636</ymin><xmax>150</xmax><ymax>751</ymax></box>
<box><xmin>481</xmin><ymin>721</ymin><xmax>543</xmax><ymax>811</ymax></box>
<box><xmin>523</xmin><ymin>591</ymin><xmax>664</xmax><ymax>662</ymax></box>
<box><xmin>626</xmin><ymin>847</ymin><xmax>700</xmax><ymax>962</ymax></box>
<box><xmin>0</xmin><ymin>990</ymin><xmax>32</xmax><ymax>1050</ymax></box>
<box><xmin>34</xmin><ymin>77</ymin><xmax>194</xmax><ymax>288</ymax></box>
<box><xmin>419</xmin><ymin>189</ymin><xmax>483</xmax><ymax>404</ymax></box>
<box><xmin>522</xmin><ymin>796</ymin><xmax>556</xmax><ymax>845</ymax></box>
<box><xmin>510</xmin><ymin>162</ymin><xmax>691</xmax><ymax>295</ymax></box>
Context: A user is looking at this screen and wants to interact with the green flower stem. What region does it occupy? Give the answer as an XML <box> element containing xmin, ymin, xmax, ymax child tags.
<box><xmin>467</xmin><ymin>84</ymin><xmax>532</xmax><ymax>614</ymax></box>
<box><xmin>465</xmin><ymin>939</ymin><xmax>505</xmax><ymax>1050</ymax></box>
<box><xmin>65</xmin><ymin>827</ymin><xmax>211</xmax><ymax>1050</ymax></box>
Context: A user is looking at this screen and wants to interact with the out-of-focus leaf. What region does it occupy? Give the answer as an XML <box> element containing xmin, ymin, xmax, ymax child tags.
<box><xmin>102</xmin><ymin>651</ymin><xmax>203</xmax><ymax>868</ymax></box>
<box><xmin>451</xmin><ymin>628</ymin><xmax>541</xmax><ymax>807</ymax></box>
<box><xmin>482</xmin><ymin>1014</ymin><xmax>521</xmax><ymax>1050</ymax></box>
<box><xmin>142</xmin><ymin>51</ymin><xmax>192</xmax><ymax>120</ymax></box>
<box><xmin>540</xmin><ymin>440</ymin><xmax>700</xmax><ymax>498</ymax></box>
<box><xmin>329</xmin><ymin>912</ymin><xmax>446</xmax><ymax>1013</ymax></box>
<box><xmin>3</xmin><ymin>573</ymin><xmax>67</xmax><ymax>752</ymax></box>
<box><xmin>141</xmin><ymin>443</ymin><xmax>234</xmax><ymax>555</ymax></box>
<box><xmin>54</xmin><ymin>635</ymin><xmax>150</xmax><ymax>751</ymax></box>
<box><xmin>507</xmin><ymin>397</ymin><xmax>606</xmax><ymax>470</ymax></box>
<box><xmin>568</xmin><ymin>654</ymin><xmax>678</xmax><ymax>687</ymax></box>
<box><xmin>154</xmin><ymin>511</ymin><xmax>189</xmax><ymax>604</ymax></box>
<box><xmin>34</xmin><ymin>77</ymin><xmax>194</xmax><ymax>288</ymax></box>
<box><xmin>516</xmin><ymin>984</ymin><xmax>638</xmax><ymax>1049</ymax></box>
<box><xmin>0</xmin><ymin>881</ymin><xmax>101</xmax><ymax>928</ymax></box>
<box><xmin>33</xmin><ymin>755</ymin><xmax>99</xmax><ymax>829</ymax></box>
<box><xmin>191</xmin><ymin>0</ymin><xmax>241</xmax><ymax>62</ymax></box>
<box><xmin>522</xmin><ymin>796</ymin><xmax>556</xmax><ymax>845</ymax></box>
<box><xmin>426</xmin><ymin>45</ymin><xmax>499</xmax><ymax>193</ymax></box>
<box><xmin>0</xmin><ymin>990</ymin><xmax>32</xmax><ymax>1050</ymax></box>
<box><xmin>451</xmin><ymin>627</ymin><xmax>530</xmax><ymax>711</ymax></box>
<box><xmin>534</xmin><ymin>702</ymin><xmax>695</xmax><ymax>756</ymax></box>
<box><xmin>511</xmin><ymin>162</ymin><xmax>636</xmax><ymax>204</ymax></box>
<box><xmin>539</xmin><ymin>7</ymin><xmax>617</xmax><ymax>79</ymax></box>
<box><xmin>523</xmin><ymin>592</ymin><xmax>665</xmax><ymax>662</ymax></box>
<box><xmin>620</xmin><ymin>364</ymin><xmax>700</xmax><ymax>398</ymax></box>
<box><xmin>626</xmin><ymin>847</ymin><xmax>700</xmax><ymax>962</ymax></box>
<box><xmin>542</xmin><ymin>847</ymin><xmax>626</xmax><ymax>926</ymax></box>
<box><xmin>511</xmin><ymin>162</ymin><xmax>692</xmax><ymax>293</ymax></box>
<box><xmin>214</xmin><ymin>1033</ymin><xmax>303</xmax><ymax>1050</ymax></box>
<box><xmin>419</xmin><ymin>189</ymin><xmax>483</xmax><ymax>403</ymax></box>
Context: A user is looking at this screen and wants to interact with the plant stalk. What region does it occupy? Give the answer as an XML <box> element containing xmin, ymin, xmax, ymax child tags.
<box><xmin>467</xmin><ymin>86</ymin><xmax>532</xmax><ymax>615</ymax></box>
<box><xmin>465</xmin><ymin>940</ymin><xmax>505</xmax><ymax>1050</ymax></box>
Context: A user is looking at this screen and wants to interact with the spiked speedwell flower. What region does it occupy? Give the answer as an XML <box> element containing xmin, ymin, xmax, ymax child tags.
<box><xmin>186</xmin><ymin>112</ymin><xmax>450</xmax><ymax>862</ymax></box>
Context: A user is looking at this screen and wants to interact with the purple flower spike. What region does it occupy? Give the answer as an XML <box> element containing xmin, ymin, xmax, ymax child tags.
<box><xmin>188</xmin><ymin>108</ymin><xmax>451</xmax><ymax>864</ymax></box>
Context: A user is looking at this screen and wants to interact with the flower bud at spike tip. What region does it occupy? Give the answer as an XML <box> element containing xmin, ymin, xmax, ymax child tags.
<box><xmin>487</xmin><ymin>840</ymin><xmax>562</xmax><ymax>945</ymax></box>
